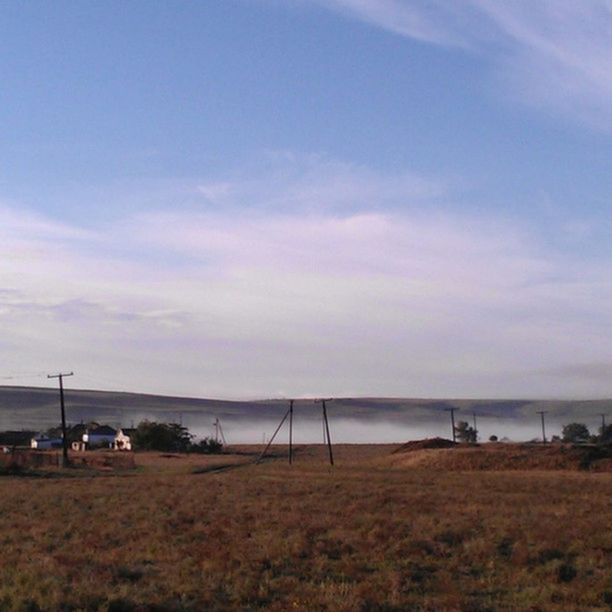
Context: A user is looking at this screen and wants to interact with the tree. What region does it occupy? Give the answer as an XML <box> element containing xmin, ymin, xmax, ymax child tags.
<box><xmin>488</xmin><ymin>435</ymin><xmax>498</xmax><ymax>442</ymax></box>
<box><xmin>190</xmin><ymin>437</ymin><xmax>223</xmax><ymax>454</ymax></box>
<box><xmin>561</xmin><ymin>423</ymin><xmax>590</xmax><ymax>444</ymax></box>
<box><xmin>132</xmin><ymin>421</ymin><xmax>192</xmax><ymax>452</ymax></box>
<box><xmin>454</xmin><ymin>421</ymin><xmax>477</xmax><ymax>443</ymax></box>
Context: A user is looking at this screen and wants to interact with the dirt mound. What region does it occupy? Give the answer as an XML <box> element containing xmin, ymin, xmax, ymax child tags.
<box><xmin>387</xmin><ymin>442</ymin><xmax>612</xmax><ymax>471</ymax></box>
<box><xmin>393</xmin><ymin>437</ymin><xmax>458</xmax><ymax>454</ymax></box>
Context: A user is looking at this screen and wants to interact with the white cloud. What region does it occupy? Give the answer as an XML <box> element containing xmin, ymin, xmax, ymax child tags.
<box><xmin>309</xmin><ymin>0</ymin><xmax>612</xmax><ymax>129</ymax></box>
<box><xmin>2</xmin><ymin>158</ymin><xmax>612</xmax><ymax>398</ymax></box>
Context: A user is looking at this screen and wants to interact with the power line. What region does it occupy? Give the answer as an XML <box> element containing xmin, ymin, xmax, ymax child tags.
<box><xmin>0</xmin><ymin>372</ymin><xmax>47</xmax><ymax>380</ymax></box>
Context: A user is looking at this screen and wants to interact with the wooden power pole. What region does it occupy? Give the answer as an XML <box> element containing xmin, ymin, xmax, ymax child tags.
<box><xmin>257</xmin><ymin>399</ymin><xmax>334</xmax><ymax>466</ymax></box>
<box><xmin>213</xmin><ymin>417</ymin><xmax>227</xmax><ymax>445</ymax></box>
<box><xmin>537</xmin><ymin>410</ymin><xmax>548</xmax><ymax>443</ymax></box>
<box><xmin>445</xmin><ymin>407</ymin><xmax>458</xmax><ymax>442</ymax></box>
<box><xmin>288</xmin><ymin>400</ymin><xmax>294</xmax><ymax>465</ymax></box>
<box><xmin>315</xmin><ymin>399</ymin><xmax>334</xmax><ymax>466</ymax></box>
<box><xmin>47</xmin><ymin>371</ymin><xmax>74</xmax><ymax>467</ymax></box>
<box><xmin>256</xmin><ymin>401</ymin><xmax>292</xmax><ymax>464</ymax></box>
<box><xmin>599</xmin><ymin>413</ymin><xmax>607</xmax><ymax>432</ymax></box>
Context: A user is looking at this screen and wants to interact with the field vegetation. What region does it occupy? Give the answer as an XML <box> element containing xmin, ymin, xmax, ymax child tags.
<box><xmin>0</xmin><ymin>444</ymin><xmax>610</xmax><ymax>611</ymax></box>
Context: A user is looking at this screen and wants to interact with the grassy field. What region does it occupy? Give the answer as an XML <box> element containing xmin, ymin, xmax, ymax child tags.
<box><xmin>0</xmin><ymin>445</ymin><xmax>610</xmax><ymax>611</ymax></box>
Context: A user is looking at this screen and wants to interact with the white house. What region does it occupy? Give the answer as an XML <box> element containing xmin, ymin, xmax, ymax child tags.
<box><xmin>31</xmin><ymin>435</ymin><xmax>63</xmax><ymax>450</ymax></box>
<box><xmin>114</xmin><ymin>428</ymin><xmax>136</xmax><ymax>451</ymax></box>
<box><xmin>83</xmin><ymin>425</ymin><xmax>117</xmax><ymax>449</ymax></box>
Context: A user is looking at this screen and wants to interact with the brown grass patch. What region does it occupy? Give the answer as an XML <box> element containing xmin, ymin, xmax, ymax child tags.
<box><xmin>0</xmin><ymin>445</ymin><xmax>609</xmax><ymax>610</ymax></box>
<box><xmin>386</xmin><ymin>442</ymin><xmax>612</xmax><ymax>472</ymax></box>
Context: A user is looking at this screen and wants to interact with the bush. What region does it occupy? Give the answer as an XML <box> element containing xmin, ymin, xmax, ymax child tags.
<box><xmin>131</xmin><ymin>422</ymin><xmax>224</xmax><ymax>454</ymax></box>
<box><xmin>455</xmin><ymin>421</ymin><xmax>477</xmax><ymax>443</ymax></box>
<box><xmin>132</xmin><ymin>421</ymin><xmax>192</xmax><ymax>452</ymax></box>
<box><xmin>189</xmin><ymin>437</ymin><xmax>223</xmax><ymax>454</ymax></box>
<box><xmin>561</xmin><ymin>423</ymin><xmax>590</xmax><ymax>444</ymax></box>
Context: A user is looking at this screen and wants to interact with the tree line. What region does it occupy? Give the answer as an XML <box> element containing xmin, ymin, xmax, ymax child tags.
<box><xmin>453</xmin><ymin>420</ymin><xmax>612</xmax><ymax>444</ymax></box>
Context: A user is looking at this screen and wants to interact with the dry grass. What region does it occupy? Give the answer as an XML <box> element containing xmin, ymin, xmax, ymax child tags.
<box><xmin>0</xmin><ymin>449</ymin><xmax>136</xmax><ymax>471</ymax></box>
<box><xmin>0</xmin><ymin>445</ymin><xmax>610</xmax><ymax>611</ymax></box>
<box><xmin>386</xmin><ymin>441</ymin><xmax>612</xmax><ymax>472</ymax></box>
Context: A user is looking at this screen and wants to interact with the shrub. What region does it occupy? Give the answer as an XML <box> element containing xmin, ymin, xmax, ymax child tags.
<box><xmin>561</xmin><ymin>423</ymin><xmax>590</xmax><ymax>444</ymax></box>
<box><xmin>455</xmin><ymin>421</ymin><xmax>477</xmax><ymax>443</ymax></box>
<box><xmin>132</xmin><ymin>421</ymin><xmax>192</xmax><ymax>452</ymax></box>
<box><xmin>190</xmin><ymin>437</ymin><xmax>223</xmax><ymax>454</ymax></box>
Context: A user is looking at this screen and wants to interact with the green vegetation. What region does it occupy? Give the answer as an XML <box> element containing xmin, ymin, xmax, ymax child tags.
<box><xmin>454</xmin><ymin>420</ymin><xmax>477</xmax><ymax>443</ymax></box>
<box><xmin>132</xmin><ymin>421</ymin><xmax>223</xmax><ymax>454</ymax></box>
<box><xmin>189</xmin><ymin>437</ymin><xmax>223</xmax><ymax>454</ymax></box>
<box><xmin>131</xmin><ymin>421</ymin><xmax>192</xmax><ymax>452</ymax></box>
<box><xmin>561</xmin><ymin>422</ymin><xmax>590</xmax><ymax>444</ymax></box>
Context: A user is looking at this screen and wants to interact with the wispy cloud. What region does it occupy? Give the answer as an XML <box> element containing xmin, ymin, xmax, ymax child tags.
<box><xmin>309</xmin><ymin>0</ymin><xmax>471</xmax><ymax>46</ymax></box>
<box><xmin>2</xmin><ymin>156</ymin><xmax>612</xmax><ymax>398</ymax></box>
<box><xmin>309</xmin><ymin>0</ymin><xmax>612</xmax><ymax>129</ymax></box>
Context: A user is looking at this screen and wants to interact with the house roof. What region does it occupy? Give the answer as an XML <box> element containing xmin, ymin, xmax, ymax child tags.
<box><xmin>0</xmin><ymin>431</ymin><xmax>37</xmax><ymax>445</ymax></box>
<box><xmin>89</xmin><ymin>425</ymin><xmax>117</xmax><ymax>436</ymax></box>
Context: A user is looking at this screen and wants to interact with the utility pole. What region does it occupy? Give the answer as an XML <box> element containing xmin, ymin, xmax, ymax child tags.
<box><xmin>216</xmin><ymin>418</ymin><xmax>227</xmax><ymax>445</ymax></box>
<box><xmin>256</xmin><ymin>399</ymin><xmax>333</xmax><ymax>466</ymax></box>
<box><xmin>445</xmin><ymin>407</ymin><xmax>458</xmax><ymax>442</ymax></box>
<box><xmin>599</xmin><ymin>413</ymin><xmax>607</xmax><ymax>431</ymax></box>
<box><xmin>315</xmin><ymin>399</ymin><xmax>334</xmax><ymax>466</ymax></box>
<box><xmin>213</xmin><ymin>417</ymin><xmax>227</xmax><ymax>445</ymax></box>
<box><xmin>322</xmin><ymin>411</ymin><xmax>327</xmax><ymax>445</ymax></box>
<box><xmin>288</xmin><ymin>400</ymin><xmax>294</xmax><ymax>465</ymax></box>
<box><xmin>257</xmin><ymin>401</ymin><xmax>292</xmax><ymax>464</ymax></box>
<box><xmin>537</xmin><ymin>411</ymin><xmax>547</xmax><ymax>443</ymax></box>
<box><xmin>47</xmin><ymin>372</ymin><xmax>73</xmax><ymax>467</ymax></box>
<box><xmin>472</xmin><ymin>411</ymin><xmax>478</xmax><ymax>442</ymax></box>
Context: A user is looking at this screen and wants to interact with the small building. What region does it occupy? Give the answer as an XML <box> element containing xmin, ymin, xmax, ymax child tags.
<box><xmin>31</xmin><ymin>435</ymin><xmax>63</xmax><ymax>450</ymax></box>
<box><xmin>114</xmin><ymin>428</ymin><xmax>136</xmax><ymax>451</ymax></box>
<box><xmin>83</xmin><ymin>425</ymin><xmax>117</xmax><ymax>449</ymax></box>
<box><xmin>0</xmin><ymin>430</ymin><xmax>37</xmax><ymax>447</ymax></box>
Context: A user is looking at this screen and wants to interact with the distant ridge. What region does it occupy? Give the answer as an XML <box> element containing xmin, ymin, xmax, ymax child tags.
<box><xmin>0</xmin><ymin>385</ymin><xmax>610</xmax><ymax>432</ymax></box>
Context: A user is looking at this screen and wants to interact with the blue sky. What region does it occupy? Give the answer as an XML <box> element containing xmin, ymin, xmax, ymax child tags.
<box><xmin>1</xmin><ymin>1</ymin><xmax>612</xmax><ymax>398</ymax></box>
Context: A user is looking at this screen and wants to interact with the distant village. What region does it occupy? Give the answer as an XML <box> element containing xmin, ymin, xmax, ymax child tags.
<box><xmin>0</xmin><ymin>421</ymin><xmax>224</xmax><ymax>454</ymax></box>
<box><xmin>0</xmin><ymin>424</ymin><xmax>124</xmax><ymax>451</ymax></box>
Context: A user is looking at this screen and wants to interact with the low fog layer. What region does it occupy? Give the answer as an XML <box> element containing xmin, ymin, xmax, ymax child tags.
<box><xmin>185</xmin><ymin>417</ymin><xmax>575</xmax><ymax>445</ymax></box>
<box><xmin>0</xmin><ymin>386</ymin><xmax>607</xmax><ymax>444</ymax></box>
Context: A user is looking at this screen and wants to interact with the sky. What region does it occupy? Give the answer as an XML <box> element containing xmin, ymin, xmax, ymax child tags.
<box><xmin>1</xmin><ymin>0</ymin><xmax>612</xmax><ymax>399</ymax></box>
